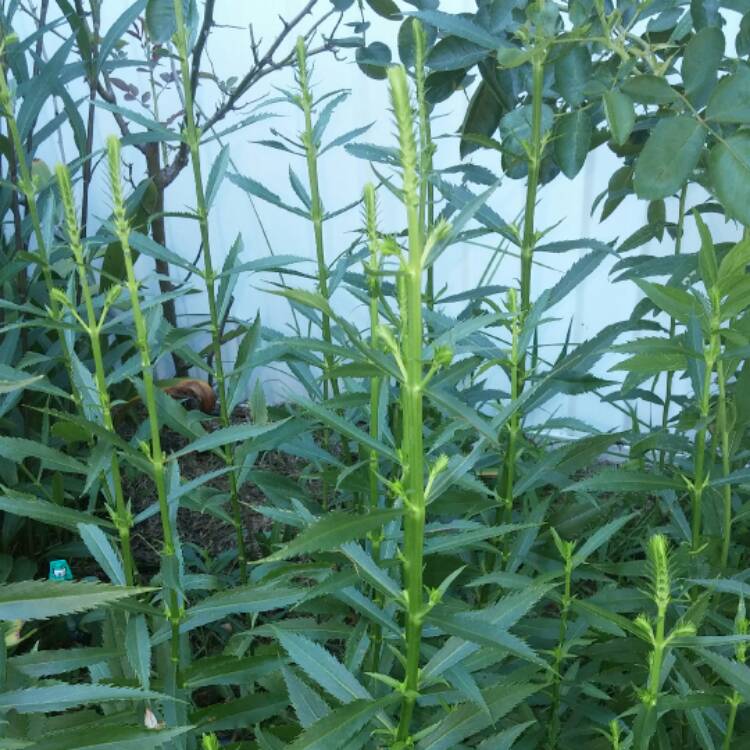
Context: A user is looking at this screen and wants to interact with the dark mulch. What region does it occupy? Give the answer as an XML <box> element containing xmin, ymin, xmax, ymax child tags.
<box><xmin>119</xmin><ymin>405</ymin><xmax>306</xmax><ymax>569</ymax></box>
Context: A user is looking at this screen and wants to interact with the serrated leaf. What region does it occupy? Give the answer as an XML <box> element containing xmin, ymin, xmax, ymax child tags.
<box><xmin>288</xmin><ymin>695</ymin><xmax>395</xmax><ymax>750</ymax></box>
<box><xmin>170</xmin><ymin>419</ymin><xmax>288</xmax><ymax>459</ymax></box>
<box><xmin>0</xmin><ymin>491</ymin><xmax>111</xmax><ymax>531</ymax></box>
<box><xmin>0</xmin><ymin>436</ymin><xmax>87</xmax><ymax>474</ymax></box>
<box><xmin>567</xmin><ymin>469</ymin><xmax>683</xmax><ymax>492</ymax></box>
<box><xmin>698</xmin><ymin>649</ymin><xmax>750</xmax><ymax>702</ymax></box>
<box><xmin>274</xmin><ymin>629</ymin><xmax>371</xmax><ymax>704</ymax></box>
<box><xmin>283</xmin><ymin>666</ymin><xmax>331</xmax><ymax>729</ymax></box>
<box><xmin>416</xmin><ymin>677</ymin><xmax>541</xmax><ymax>750</ymax></box>
<box><xmin>571</xmin><ymin>514</ymin><xmax>635</xmax><ymax>567</ymax></box>
<box><xmin>9</xmin><ymin>647</ymin><xmax>120</xmax><ymax>678</ymax></box>
<box><xmin>262</xmin><ymin>509</ymin><xmax>402</xmax><ymax>563</ymax></box>
<box><xmin>77</xmin><ymin>523</ymin><xmax>126</xmax><ymax>585</ymax></box>
<box><xmin>125</xmin><ymin>614</ymin><xmax>151</xmax><ymax>690</ymax></box>
<box><xmin>294</xmin><ymin>398</ymin><xmax>398</xmax><ymax>461</ymax></box>
<box><xmin>0</xmin><ymin>682</ymin><xmax>167</xmax><ymax>713</ymax></box>
<box><xmin>181</xmin><ymin>584</ymin><xmax>303</xmax><ymax>631</ymax></box>
<box><xmin>205</xmin><ymin>144</ymin><xmax>230</xmax><ymax>209</ymax></box>
<box><xmin>0</xmin><ymin>581</ymin><xmax>149</xmax><ymax>621</ymax></box>
<box><xmin>27</xmin><ymin>725</ymin><xmax>192</xmax><ymax>750</ymax></box>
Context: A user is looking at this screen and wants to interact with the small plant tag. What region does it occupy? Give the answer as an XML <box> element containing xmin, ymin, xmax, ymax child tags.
<box><xmin>48</xmin><ymin>559</ymin><xmax>73</xmax><ymax>581</ymax></box>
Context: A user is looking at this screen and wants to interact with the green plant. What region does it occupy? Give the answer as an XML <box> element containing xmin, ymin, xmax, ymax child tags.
<box><xmin>171</xmin><ymin>0</ymin><xmax>249</xmax><ymax>579</ymax></box>
<box><xmin>2</xmin><ymin>2</ymin><xmax>750</xmax><ymax>749</ymax></box>
<box><xmin>55</xmin><ymin>162</ymin><xmax>136</xmax><ymax>586</ymax></box>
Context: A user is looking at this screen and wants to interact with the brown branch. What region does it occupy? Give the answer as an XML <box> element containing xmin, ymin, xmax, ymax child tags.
<box><xmin>190</xmin><ymin>0</ymin><xmax>216</xmax><ymax>98</ymax></box>
<box><xmin>95</xmin><ymin>1</ymin><xmax>340</xmax><ymax>193</ymax></box>
<box><xmin>156</xmin><ymin>0</ymin><xmax>338</xmax><ymax>189</ymax></box>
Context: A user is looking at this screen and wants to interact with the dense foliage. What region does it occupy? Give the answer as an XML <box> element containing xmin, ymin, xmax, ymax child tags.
<box><xmin>1</xmin><ymin>1</ymin><xmax>750</xmax><ymax>748</ymax></box>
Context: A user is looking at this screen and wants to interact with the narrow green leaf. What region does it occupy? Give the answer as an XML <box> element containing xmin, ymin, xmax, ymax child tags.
<box><xmin>699</xmin><ymin>649</ymin><xmax>750</xmax><ymax>703</ymax></box>
<box><xmin>125</xmin><ymin>614</ymin><xmax>151</xmax><ymax>690</ymax></box>
<box><xmin>571</xmin><ymin>514</ymin><xmax>635</xmax><ymax>567</ymax></box>
<box><xmin>262</xmin><ymin>509</ymin><xmax>402</xmax><ymax>563</ymax></box>
<box><xmin>0</xmin><ymin>436</ymin><xmax>86</xmax><ymax>474</ymax></box>
<box><xmin>181</xmin><ymin>584</ymin><xmax>303</xmax><ymax>631</ymax></box>
<box><xmin>28</xmin><ymin>725</ymin><xmax>192</xmax><ymax>750</ymax></box>
<box><xmin>274</xmin><ymin>629</ymin><xmax>371</xmax><ymax>704</ymax></box>
<box><xmin>283</xmin><ymin>666</ymin><xmax>331</xmax><ymax>729</ymax></box>
<box><xmin>0</xmin><ymin>683</ymin><xmax>167</xmax><ymax>712</ymax></box>
<box><xmin>170</xmin><ymin>419</ymin><xmax>289</xmax><ymax>459</ymax></box>
<box><xmin>294</xmin><ymin>398</ymin><xmax>399</xmax><ymax>461</ymax></box>
<box><xmin>416</xmin><ymin>677</ymin><xmax>541</xmax><ymax>750</ymax></box>
<box><xmin>567</xmin><ymin>469</ymin><xmax>683</xmax><ymax>492</ymax></box>
<box><xmin>77</xmin><ymin>523</ymin><xmax>126</xmax><ymax>585</ymax></box>
<box><xmin>0</xmin><ymin>581</ymin><xmax>150</xmax><ymax>621</ymax></box>
<box><xmin>0</xmin><ymin>491</ymin><xmax>111</xmax><ymax>531</ymax></box>
<box><xmin>288</xmin><ymin>695</ymin><xmax>396</xmax><ymax>750</ymax></box>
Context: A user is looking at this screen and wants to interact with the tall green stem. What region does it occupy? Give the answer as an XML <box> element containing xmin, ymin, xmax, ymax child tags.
<box><xmin>498</xmin><ymin>47</ymin><xmax>546</xmax><ymax>550</ymax></box>
<box><xmin>548</xmin><ymin>537</ymin><xmax>573</xmax><ymax>748</ymax></box>
<box><xmin>717</xmin><ymin>355</ymin><xmax>733</xmax><ymax>569</ymax></box>
<box><xmin>413</xmin><ymin>20</ymin><xmax>434</xmax><ymax>308</ymax></box>
<box><xmin>173</xmin><ymin>0</ymin><xmax>248</xmax><ymax>580</ymax></box>
<box><xmin>661</xmin><ymin>186</ymin><xmax>688</xmax><ymax>462</ymax></box>
<box><xmin>519</xmin><ymin>54</ymin><xmax>545</xmax><ymax>322</ymax></box>
<box><xmin>502</xmin><ymin>290</ymin><xmax>521</xmax><ymax>523</ymax></box>
<box><xmin>296</xmin><ymin>38</ymin><xmax>339</xmax><ymax>401</ymax></box>
<box><xmin>389</xmin><ymin>66</ymin><xmax>426</xmax><ymax>744</ymax></box>
<box><xmin>639</xmin><ymin>535</ymin><xmax>672</xmax><ymax>746</ymax></box>
<box><xmin>691</xmin><ymin>310</ymin><xmax>719</xmax><ymax>552</ymax></box>
<box><xmin>0</xmin><ymin>54</ymin><xmax>79</xmax><ymax>406</ymax></box>
<box><xmin>56</xmin><ymin>164</ymin><xmax>136</xmax><ymax>586</ymax></box>
<box><xmin>364</xmin><ymin>182</ymin><xmax>384</xmax><ymax>672</ymax></box>
<box><xmin>107</xmin><ymin>136</ymin><xmax>181</xmax><ymax>677</ymax></box>
<box><xmin>364</xmin><ymin>184</ymin><xmax>382</xmax><ymax>527</ymax></box>
<box><xmin>723</xmin><ymin>602</ymin><xmax>747</xmax><ymax>750</ymax></box>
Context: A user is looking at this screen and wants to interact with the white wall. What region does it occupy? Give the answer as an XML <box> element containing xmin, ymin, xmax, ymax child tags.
<box><xmin>23</xmin><ymin>2</ymin><xmax>746</xmax><ymax>431</ymax></box>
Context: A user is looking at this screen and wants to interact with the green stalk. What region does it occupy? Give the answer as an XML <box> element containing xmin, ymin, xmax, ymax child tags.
<box><xmin>0</xmin><ymin>54</ymin><xmax>79</xmax><ymax>404</ymax></box>
<box><xmin>723</xmin><ymin>601</ymin><xmax>746</xmax><ymax>750</ymax></box>
<box><xmin>173</xmin><ymin>0</ymin><xmax>248</xmax><ymax>580</ymax></box>
<box><xmin>296</xmin><ymin>38</ymin><xmax>339</xmax><ymax>400</ymax></box>
<box><xmin>547</xmin><ymin>535</ymin><xmax>574</xmax><ymax>748</ymax></box>
<box><xmin>640</xmin><ymin>534</ymin><xmax>671</xmax><ymax>742</ymax></box>
<box><xmin>717</xmin><ymin>355</ymin><xmax>732</xmax><ymax>569</ymax></box>
<box><xmin>106</xmin><ymin>136</ymin><xmax>181</xmax><ymax>675</ymax></box>
<box><xmin>364</xmin><ymin>184</ymin><xmax>382</xmax><ymax>527</ymax></box>
<box><xmin>724</xmin><ymin>697</ymin><xmax>740</xmax><ymax>750</ymax></box>
<box><xmin>502</xmin><ymin>289</ymin><xmax>521</xmax><ymax>524</ymax></box>
<box><xmin>660</xmin><ymin>186</ymin><xmax>688</xmax><ymax>455</ymax></box>
<box><xmin>364</xmin><ymin>182</ymin><xmax>383</xmax><ymax>671</ymax></box>
<box><xmin>56</xmin><ymin>163</ymin><xmax>136</xmax><ymax>586</ymax></box>
<box><xmin>389</xmin><ymin>66</ymin><xmax>426</xmax><ymax>744</ymax></box>
<box><xmin>413</xmin><ymin>20</ymin><xmax>435</xmax><ymax>308</ymax></box>
<box><xmin>519</xmin><ymin>52</ymin><xmax>545</xmax><ymax>321</ymax></box>
<box><xmin>609</xmin><ymin>720</ymin><xmax>621</xmax><ymax>750</ymax></box>
<box><xmin>691</xmin><ymin>312</ymin><xmax>719</xmax><ymax>552</ymax></box>
<box><xmin>499</xmin><ymin>32</ymin><xmax>547</xmax><ymax>540</ymax></box>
